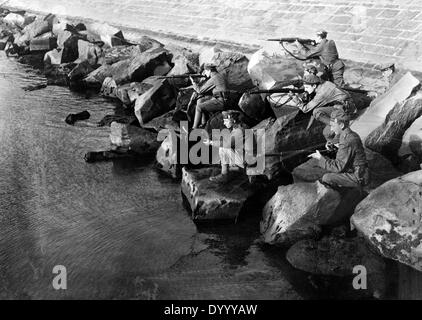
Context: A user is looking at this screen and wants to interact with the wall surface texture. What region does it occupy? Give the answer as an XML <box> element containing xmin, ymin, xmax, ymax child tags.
<box><xmin>7</xmin><ymin>0</ymin><xmax>422</xmax><ymax>71</ymax></box>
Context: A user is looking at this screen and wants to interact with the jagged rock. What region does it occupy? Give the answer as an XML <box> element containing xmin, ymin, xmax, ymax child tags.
<box><xmin>29</xmin><ymin>31</ymin><xmax>57</xmax><ymax>52</ymax></box>
<box><xmin>61</xmin><ymin>34</ymin><xmax>86</xmax><ymax>64</ymax></box>
<box><xmin>3</xmin><ymin>13</ymin><xmax>25</xmax><ymax>28</ymax></box>
<box><xmin>127</xmin><ymin>47</ymin><xmax>173</xmax><ymax>82</ymax></box>
<box><xmin>181</xmin><ymin>167</ymin><xmax>253</xmax><ymax>221</ymax></box>
<box><xmin>131</xmin><ymin>35</ymin><xmax>163</xmax><ymax>51</ymax></box>
<box><xmin>248</xmin><ymin>48</ymin><xmax>303</xmax><ymax>89</ymax></box>
<box><xmin>84</xmin><ymin>59</ymin><xmax>131</xmax><ymax>88</ymax></box>
<box><xmin>68</xmin><ymin>60</ymin><xmax>98</xmax><ymax>83</ymax></box>
<box><xmin>351</xmin><ymin>72</ymin><xmax>420</xmax><ymax>143</ymax></box>
<box><xmin>85</xmin><ymin>22</ymin><xmax>125</xmax><ymax>48</ymax></box>
<box><xmin>260</xmin><ymin>181</ymin><xmax>340</xmax><ymax>246</ymax></box>
<box><xmin>113</xmin><ymin>81</ymin><xmax>154</xmax><ymax>106</ymax></box>
<box><xmin>75</xmin><ymin>39</ymin><xmax>103</xmax><ymax>65</ymax></box>
<box><xmin>110</xmin><ymin>122</ymin><xmax>160</xmax><ymax>155</ymax></box>
<box><xmin>142</xmin><ymin>110</ymin><xmax>180</xmax><ymax>132</ymax></box>
<box><xmin>84</xmin><ymin>47</ymin><xmax>172</xmax><ymax>88</ymax></box>
<box><xmin>238</xmin><ymin>91</ymin><xmax>271</xmax><ymax>123</ymax></box>
<box><xmin>103</xmin><ymin>45</ymin><xmax>140</xmax><ymax>65</ymax></box>
<box><xmin>52</xmin><ymin>21</ymin><xmax>71</xmax><ymax>48</ymax></box>
<box><xmin>292</xmin><ymin>149</ymin><xmax>401</xmax><ymax>192</ymax></box>
<box><xmin>201</xmin><ymin>49</ymin><xmax>253</xmax><ymax>91</ymax></box>
<box><xmin>155</xmin><ymin>132</ymin><xmax>181</xmax><ymax>179</ymax></box>
<box><xmin>14</xmin><ymin>18</ymin><xmax>51</xmax><ymax>46</ymax></box>
<box><xmin>351</xmin><ymin>170</ymin><xmax>422</xmax><ymax>272</ymax></box>
<box><xmin>399</xmin><ymin>115</ymin><xmax>422</xmax><ymax>159</ymax></box>
<box><xmin>365</xmin><ymin>92</ymin><xmax>422</xmax><ymax>163</ymax></box>
<box><xmin>134</xmin><ymin>78</ymin><xmax>177</xmax><ymax>126</ymax></box>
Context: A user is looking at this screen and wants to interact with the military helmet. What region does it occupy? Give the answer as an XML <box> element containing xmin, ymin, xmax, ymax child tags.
<box><xmin>303</xmin><ymin>74</ymin><xmax>321</xmax><ymax>85</ymax></box>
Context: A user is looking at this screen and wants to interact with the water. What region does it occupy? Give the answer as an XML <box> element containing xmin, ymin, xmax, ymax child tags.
<box><xmin>0</xmin><ymin>52</ymin><xmax>418</xmax><ymax>300</ymax></box>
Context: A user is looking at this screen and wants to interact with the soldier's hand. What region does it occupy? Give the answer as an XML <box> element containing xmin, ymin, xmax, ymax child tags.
<box><xmin>325</xmin><ymin>141</ymin><xmax>334</xmax><ymax>151</ymax></box>
<box><xmin>308</xmin><ymin>150</ymin><xmax>322</xmax><ymax>160</ymax></box>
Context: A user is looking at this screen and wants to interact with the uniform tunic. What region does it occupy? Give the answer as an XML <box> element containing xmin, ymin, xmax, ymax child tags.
<box><xmin>299</xmin><ymin>39</ymin><xmax>345</xmax><ymax>87</ymax></box>
<box><xmin>319</xmin><ymin>127</ymin><xmax>368</xmax><ymax>188</ymax></box>
<box><xmin>194</xmin><ymin>72</ymin><xmax>229</xmax><ymax>115</ymax></box>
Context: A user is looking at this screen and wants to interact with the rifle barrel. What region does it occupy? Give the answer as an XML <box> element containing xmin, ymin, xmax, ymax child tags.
<box><xmin>159</xmin><ymin>74</ymin><xmax>205</xmax><ymax>79</ymax></box>
<box><xmin>250</xmin><ymin>88</ymin><xmax>304</xmax><ymax>95</ymax></box>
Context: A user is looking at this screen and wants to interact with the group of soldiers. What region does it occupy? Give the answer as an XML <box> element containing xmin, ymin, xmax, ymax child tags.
<box><xmin>179</xmin><ymin>29</ymin><xmax>399</xmax><ymax>191</ymax></box>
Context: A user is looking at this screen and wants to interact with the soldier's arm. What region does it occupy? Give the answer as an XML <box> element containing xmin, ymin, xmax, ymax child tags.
<box><xmin>297</xmin><ymin>90</ymin><xmax>325</xmax><ymax>113</ymax></box>
<box><xmin>319</xmin><ymin>140</ymin><xmax>353</xmax><ymax>173</ymax></box>
<box><xmin>298</xmin><ymin>42</ymin><xmax>324</xmax><ymax>59</ymax></box>
<box><xmin>196</xmin><ymin>77</ymin><xmax>216</xmax><ymax>95</ymax></box>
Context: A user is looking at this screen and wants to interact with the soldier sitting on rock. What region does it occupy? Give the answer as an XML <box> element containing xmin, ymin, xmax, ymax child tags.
<box><xmin>308</xmin><ymin>110</ymin><xmax>370</xmax><ymax>190</ymax></box>
<box><xmin>295</xmin><ymin>30</ymin><xmax>345</xmax><ymax>87</ymax></box>
<box><xmin>204</xmin><ymin>110</ymin><xmax>248</xmax><ymax>183</ymax></box>
<box><xmin>190</xmin><ymin>63</ymin><xmax>230</xmax><ymax>129</ymax></box>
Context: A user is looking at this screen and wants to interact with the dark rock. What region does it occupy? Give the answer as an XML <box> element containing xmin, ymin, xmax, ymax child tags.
<box><xmin>109</xmin><ymin>122</ymin><xmax>160</xmax><ymax>155</ymax></box>
<box><xmin>238</xmin><ymin>91</ymin><xmax>271</xmax><ymax>123</ymax></box>
<box><xmin>134</xmin><ymin>78</ymin><xmax>177</xmax><ymax>126</ymax></box>
<box><xmin>200</xmin><ymin>47</ymin><xmax>253</xmax><ymax>91</ymax></box>
<box><xmin>260</xmin><ymin>181</ymin><xmax>340</xmax><ymax>246</ymax></box>
<box><xmin>127</xmin><ymin>47</ymin><xmax>173</xmax><ymax>82</ymax></box>
<box><xmin>61</xmin><ymin>34</ymin><xmax>86</xmax><ymax>63</ymax></box>
<box><xmin>114</xmin><ymin>81</ymin><xmax>154</xmax><ymax>106</ymax></box>
<box><xmin>84</xmin><ymin>150</ymin><xmax>138</xmax><ymax>163</ymax></box>
<box><xmin>103</xmin><ymin>45</ymin><xmax>140</xmax><ymax>65</ymax></box>
<box><xmin>14</xmin><ymin>18</ymin><xmax>51</xmax><ymax>46</ymax></box>
<box><xmin>351</xmin><ymin>170</ymin><xmax>422</xmax><ymax>272</ymax></box>
<box><xmin>400</xmin><ymin>115</ymin><xmax>422</xmax><ymax>159</ymax></box>
<box><xmin>68</xmin><ymin>60</ymin><xmax>99</xmax><ymax>83</ymax></box>
<box><xmin>83</xmin><ymin>59</ymin><xmax>131</xmax><ymax>88</ymax></box>
<box><xmin>142</xmin><ymin>110</ymin><xmax>180</xmax><ymax>132</ymax></box>
<box><xmin>181</xmin><ymin>167</ymin><xmax>253</xmax><ymax>221</ymax></box>
<box><xmin>65</xmin><ymin>110</ymin><xmax>90</xmax><ymax>125</ymax></box>
<box><xmin>131</xmin><ymin>35</ymin><xmax>163</xmax><ymax>51</ymax></box>
<box><xmin>45</xmin><ymin>62</ymin><xmax>76</xmax><ymax>86</ymax></box>
<box><xmin>365</xmin><ymin>92</ymin><xmax>422</xmax><ymax>163</ymax></box>
<box><xmin>286</xmin><ymin>236</ymin><xmax>386</xmax><ymax>297</ymax></box>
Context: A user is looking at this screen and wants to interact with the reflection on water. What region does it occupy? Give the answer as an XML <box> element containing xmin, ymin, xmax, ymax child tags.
<box><xmin>0</xmin><ymin>52</ymin><xmax>418</xmax><ymax>300</ymax></box>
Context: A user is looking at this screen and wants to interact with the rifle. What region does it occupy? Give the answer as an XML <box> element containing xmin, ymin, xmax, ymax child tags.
<box><xmin>158</xmin><ymin>74</ymin><xmax>206</xmax><ymax>80</ymax></box>
<box><xmin>250</xmin><ymin>88</ymin><xmax>305</xmax><ymax>95</ymax></box>
<box><xmin>341</xmin><ymin>86</ymin><xmax>370</xmax><ymax>94</ymax></box>
<box><xmin>265</xmin><ymin>145</ymin><xmax>333</xmax><ymax>161</ymax></box>
<box><xmin>265</xmin><ymin>38</ymin><xmax>316</xmax><ymax>46</ymax></box>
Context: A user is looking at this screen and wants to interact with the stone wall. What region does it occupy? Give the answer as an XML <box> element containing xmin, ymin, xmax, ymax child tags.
<box><xmin>7</xmin><ymin>0</ymin><xmax>422</xmax><ymax>71</ymax></box>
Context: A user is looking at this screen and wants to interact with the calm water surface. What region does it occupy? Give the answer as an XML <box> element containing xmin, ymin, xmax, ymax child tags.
<box><xmin>0</xmin><ymin>52</ymin><xmax>417</xmax><ymax>300</ymax></box>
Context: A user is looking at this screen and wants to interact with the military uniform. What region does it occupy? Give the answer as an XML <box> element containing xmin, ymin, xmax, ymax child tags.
<box><xmin>298</xmin><ymin>38</ymin><xmax>345</xmax><ymax>87</ymax></box>
<box><xmin>319</xmin><ymin>127</ymin><xmax>369</xmax><ymax>189</ymax></box>
<box><xmin>194</xmin><ymin>71</ymin><xmax>229</xmax><ymax>119</ymax></box>
<box><xmin>297</xmin><ymin>80</ymin><xmax>355</xmax><ymax>125</ymax></box>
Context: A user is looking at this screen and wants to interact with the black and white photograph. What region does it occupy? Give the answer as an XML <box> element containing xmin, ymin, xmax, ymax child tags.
<box><xmin>0</xmin><ymin>0</ymin><xmax>422</xmax><ymax>305</ymax></box>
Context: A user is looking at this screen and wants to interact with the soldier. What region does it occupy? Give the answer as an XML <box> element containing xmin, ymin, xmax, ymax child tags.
<box><xmin>291</xmin><ymin>74</ymin><xmax>356</xmax><ymax>127</ymax></box>
<box><xmin>308</xmin><ymin>109</ymin><xmax>370</xmax><ymax>189</ymax></box>
<box><xmin>295</xmin><ymin>30</ymin><xmax>345</xmax><ymax>87</ymax></box>
<box><xmin>204</xmin><ymin>110</ymin><xmax>248</xmax><ymax>183</ymax></box>
<box><xmin>190</xmin><ymin>63</ymin><xmax>229</xmax><ymax>129</ymax></box>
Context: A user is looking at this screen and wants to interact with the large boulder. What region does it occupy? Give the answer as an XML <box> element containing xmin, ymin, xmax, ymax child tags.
<box><xmin>74</xmin><ymin>39</ymin><xmax>103</xmax><ymax>65</ymax></box>
<box><xmin>181</xmin><ymin>167</ymin><xmax>253</xmax><ymax>221</ymax></box>
<box><xmin>114</xmin><ymin>81</ymin><xmax>154</xmax><ymax>106</ymax></box>
<box><xmin>83</xmin><ymin>47</ymin><xmax>173</xmax><ymax>88</ymax></box>
<box><xmin>14</xmin><ymin>18</ymin><xmax>51</xmax><ymax>46</ymax></box>
<box><xmin>134</xmin><ymin>78</ymin><xmax>177</xmax><ymax>126</ymax></box>
<box><xmin>260</xmin><ymin>181</ymin><xmax>340</xmax><ymax>246</ymax></box>
<box><xmin>85</xmin><ymin>22</ymin><xmax>126</xmax><ymax>48</ymax></box>
<box><xmin>351</xmin><ymin>170</ymin><xmax>422</xmax><ymax>272</ymax></box>
<box><xmin>103</xmin><ymin>45</ymin><xmax>140</xmax><ymax>65</ymax></box>
<box><xmin>109</xmin><ymin>122</ymin><xmax>160</xmax><ymax>155</ymax></box>
<box><xmin>200</xmin><ymin>47</ymin><xmax>253</xmax><ymax>91</ymax></box>
<box><xmin>365</xmin><ymin>92</ymin><xmax>422</xmax><ymax>163</ymax></box>
<box><xmin>286</xmin><ymin>236</ymin><xmax>386</xmax><ymax>298</ymax></box>
<box><xmin>351</xmin><ymin>72</ymin><xmax>420</xmax><ymax>143</ymax></box>
<box><xmin>293</xmin><ymin>149</ymin><xmax>401</xmax><ymax>192</ymax></box>
<box><xmin>238</xmin><ymin>91</ymin><xmax>271</xmax><ymax>124</ymax></box>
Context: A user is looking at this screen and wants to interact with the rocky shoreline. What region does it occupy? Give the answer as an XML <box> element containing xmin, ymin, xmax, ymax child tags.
<box><xmin>2</xmin><ymin>8</ymin><xmax>422</xmax><ymax>299</ymax></box>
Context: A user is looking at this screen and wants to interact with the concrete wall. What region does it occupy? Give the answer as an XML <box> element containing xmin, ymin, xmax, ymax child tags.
<box><xmin>7</xmin><ymin>0</ymin><xmax>422</xmax><ymax>71</ymax></box>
